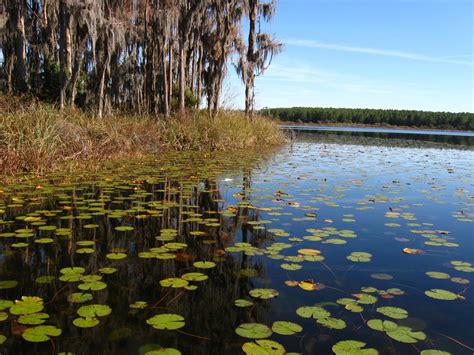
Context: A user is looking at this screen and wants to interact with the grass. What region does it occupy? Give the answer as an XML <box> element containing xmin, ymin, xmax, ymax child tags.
<box><xmin>0</xmin><ymin>95</ymin><xmax>286</xmax><ymax>176</ymax></box>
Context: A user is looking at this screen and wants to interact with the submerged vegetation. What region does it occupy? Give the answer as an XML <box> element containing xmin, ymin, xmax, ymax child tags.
<box><xmin>262</xmin><ymin>107</ymin><xmax>474</xmax><ymax>130</ymax></box>
<box><xmin>0</xmin><ymin>96</ymin><xmax>285</xmax><ymax>176</ymax></box>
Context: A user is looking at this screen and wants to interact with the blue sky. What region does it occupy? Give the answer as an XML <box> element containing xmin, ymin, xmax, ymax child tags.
<box><xmin>227</xmin><ymin>0</ymin><xmax>473</xmax><ymax>112</ymax></box>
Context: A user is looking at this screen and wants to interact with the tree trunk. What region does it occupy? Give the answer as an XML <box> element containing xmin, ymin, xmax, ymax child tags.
<box><xmin>13</xmin><ymin>1</ymin><xmax>27</xmax><ymax>92</ymax></box>
<box><xmin>179</xmin><ymin>39</ymin><xmax>186</xmax><ymax>114</ymax></box>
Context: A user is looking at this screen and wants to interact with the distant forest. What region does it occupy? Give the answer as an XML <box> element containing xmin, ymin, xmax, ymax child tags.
<box><xmin>261</xmin><ymin>107</ymin><xmax>474</xmax><ymax>130</ymax></box>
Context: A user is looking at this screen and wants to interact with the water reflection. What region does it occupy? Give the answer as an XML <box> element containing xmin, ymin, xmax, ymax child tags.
<box><xmin>286</xmin><ymin>128</ymin><xmax>474</xmax><ymax>148</ymax></box>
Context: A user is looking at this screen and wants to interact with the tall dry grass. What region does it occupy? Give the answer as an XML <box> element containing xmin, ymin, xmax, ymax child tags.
<box><xmin>0</xmin><ymin>97</ymin><xmax>286</xmax><ymax>176</ymax></box>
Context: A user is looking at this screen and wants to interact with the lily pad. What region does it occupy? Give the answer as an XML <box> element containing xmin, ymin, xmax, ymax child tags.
<box><xmin>242</xmin><ymin>339</ymin><xmax>285</xmax><ymax>354</ymax></box>
<box><xmin>235</xmin><ymin>323</ymin><xmax>272</xmax><ymax>339</ymax></box>
<box><xmin>193</xmin><ymin>261</ymin><xmax>216</xmax><ymax>269</ymax></box>
<box><xmin>424</xmin><ymin>289</ymin><xmax>459</xmax><ymax>300</ymax></box>
<box><xmin>160</xmin><ymin>278</ymin><xmax>189</xmax><ymax>288</ymax></box>
<box><xmin>271</xmin><ymin>321</ymin><xmax>302</xmax><ymax>335</ymax></box>
<box><xmin>22</xmin><ymin>325</ymin><xmax>62</xmax><ymax>342</ymax></box>
<box><xmin>296</xmin><ymin>306</ymin><xmax>330</xmax><ymax>319</ymax></box>
<box><xmin>249</xmin><ymin>288</ymin><xmax>279</xmax><ymax>300</ymax></box>
<box><xmin>376</xmin><ymin>307</ymin><xmax>408</xmax><ymax>320</ymax></box>
<box><xmin>332</xmin><ymin>340</ymin><xmax>378</xmax><ymax>355</ymax></box>
<box><xmin>77</xmin><ymin>304</ymin><xmax>112</xmax><ymax>317</ymax></box>
<box><xmin>73</xmin><ymin>317</ymin><xmax>100</xmax><ymax>328</ymax></box>
<box><xmin>234</xmin><ymin>299</ymin><xmax>254</xmax><ymax>307</ymax></box>
<box><xmin>10</xmin><ymin>296</ymin><xmax>44</xmax><ymax>315</ymax></box>
<box><xmin>146</xmin><ymin>314</ymin><xmax>185</xmax><ymax>330</ymax></box>
<box><xmin>317</xmin><ymin>317</ymin><xmax>346</xmax><ymax>329</ymax></box>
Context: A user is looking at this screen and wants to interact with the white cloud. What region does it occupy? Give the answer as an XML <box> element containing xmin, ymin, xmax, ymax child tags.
<box><xmin>285</xmin><ymin>39</ymin><xmax>474</xmax><ymax>66</ymax></box>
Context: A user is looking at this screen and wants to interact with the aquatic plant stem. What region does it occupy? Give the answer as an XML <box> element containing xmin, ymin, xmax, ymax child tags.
<box><xmin>177</xmin><ymin>329</ymin><xmax>211</xmax><ymax>341</ymax></box>
<box><xmin>435</xmin><ymin>332</ymin><xmax>474</xmax><ymax>351</ymax></box>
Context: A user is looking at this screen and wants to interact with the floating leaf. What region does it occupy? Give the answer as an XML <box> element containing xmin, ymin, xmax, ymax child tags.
<box><xmin>376</xmin><ymin>307</ymin><xmax>408</xmax><ymax>320</ymax></box>
<box><xmin>77</xmin><ymin>304</ymin><xmax>111</xmax><ymax>318</ymax></box>
<box><xmin>106</xmin><ymin>253</ymin><xmax>127</xmax><ymax>260</ymax></box>
<box><xmin>22</xmin><ymin>325</ymin><xmax>61</xmax><ymax>342</ymax></box>
<box><xmin>73</xmin><ymin>317</ymin><xmax>99</xmax><ymax>328</ymax></box>
<box><xmin>249</xmin><ymin>288</ymin><xmax>279</xmax><ymax>300</ymax></box>
<box><xmin>271</xmin><ymin>321</ymin><xmax>302</xmax><ymax>335</ymax></box>
<box><xmin>160</xmin><ymin>278</ymin><xmax>189</xmax><ymax>288</ymax></box>
<box><xmin>347</xmin><ymin>252</ymin><xmax>372</xmax><ymax>262</ymax></box>
<box><xmin>68</xmin><ymin>293</ymin><xmax>93</xmax><ymax>304</ymax></box>
<box><xmin>0</xmin><ymin>280</ymin><xmax>18</xmax><ymax>289</ymax></box>
<box><xmin>296</xmin><ymin>306</ymin><xmax>330</xmax><ymax>319</ymax></box>
<box><xmin>332</xmin><ymin>340</ymin><xmax>378</xmax><ymax>355</ymax></box>
<box><xmin>424</xmin><ymin>289</ymin><xmax>459</xmax><ymax>301</ymax></box>
<box><xmin>317</xmin><ymin>317</ymin><xmax>346</xmax><ymax>329</ymax></box>
<box><xmin>426</xmin><ymin>272</ymin><xmax>450</xmax><ymax>279</ymax></box>
<box><xmin>146</xmin><ymin>314</ymin><xmax>185</xmax><ymax>330</ymax></box>
<box><xmin>242</xmin><ymin>339</ymin><xmax>285</xmax><ymax>355</ymax></box>
<box><xmin>386</xmin><ymin>326</ymin><xmax>426</xmax><ymax>343</ymax></box>
<box><xmin>181</xmin><ymin>273</ymin><xmax>208</xmax><ymax>282</ymax></box>
<box><xmin>10</xmin><ymin>296</ymin><xmax>44</xmax><ymax>315</ymax></box>
<box><xmin>234</xmin><ymin>299</ymin><xmax>254</xmax><ymax>307</ymax></box>
<box><xmin>403</xmin><ymin>248</ymin><xmax>423</xmax><ymax>255</ymax></box>
<box><xmin>235</xmin><ymin>323</ymin><xmax>272</xmax><ymax>339</ymax></box>
<box><xmin>18</xmin><ymin>313</ymin><xmax>49</xmax><ymax>325</ymax></box>
<box><xmin>193</xmin><ymin>261</ymin><xmax>216</xmax><ymax>269</ymax></box>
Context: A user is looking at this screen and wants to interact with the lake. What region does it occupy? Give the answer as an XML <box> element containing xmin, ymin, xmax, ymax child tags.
<box><xmin>0</xmin><ymin>129</ymin><xmax>473</xmax><ymax>354</ymax></box>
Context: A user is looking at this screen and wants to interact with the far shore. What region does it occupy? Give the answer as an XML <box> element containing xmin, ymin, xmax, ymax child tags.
<box><xmin>276</xmin><ymin>120</ymin><xmax>474</xmax><ymax>133</ymax></box>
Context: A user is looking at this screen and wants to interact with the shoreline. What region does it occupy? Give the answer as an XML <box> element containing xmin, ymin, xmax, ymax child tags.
<box><xmin>275</xmin><ymin>120</ymin><xmax>474</xmax><ymax>133</ymax></box>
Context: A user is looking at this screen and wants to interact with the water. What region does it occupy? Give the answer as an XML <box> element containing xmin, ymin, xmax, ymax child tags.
<box><xmin>0</xmin><ymin>130</ymin><xmax>473</xmax><ymax>354</ymax></box>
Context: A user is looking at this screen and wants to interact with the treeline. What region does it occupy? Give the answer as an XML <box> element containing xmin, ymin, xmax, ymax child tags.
<box><xmin>0</xmin><ymin>0</ymin><xmax>281</xmax><ymax>118</ymax></box>
<box><xmin>262</xmin><ymin>107</ymin><xmax>474</xmax><ymax>130</ymax></box>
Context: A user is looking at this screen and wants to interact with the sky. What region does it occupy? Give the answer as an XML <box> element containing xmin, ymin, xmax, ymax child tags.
<box><xmin>227</xmin><ymin>0</ymin><xmax>474</xmax><ymax>113</ymax></box>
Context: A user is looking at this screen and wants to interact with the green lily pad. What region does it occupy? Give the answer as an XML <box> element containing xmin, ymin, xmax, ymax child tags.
<box><xmin>130</xmin><ymin>301</ymin><xmax>148</xmax><ymax>309</ymax></box>
<box><xmin>22</xmin><ymin>325</ymin><xmax>62</xmax><ymax>342</ymax></box>
<box><xmin>235</xmin><ymin>323</ymin><xmax>272</xmax><ymax>339</ymax></box>
<box><xmin>367</xmin><ymin>319</ymin><xmax>398</xmax><ymax>332</ymax></box>
<box><xmin>386</xmin><ymin>326</ymin><xmax>426</xmax><ymax>343</ymax></box>
<box><xmin>145</xmin><ymin>348</ymin><xmax>182</xmax><ymax>355</ymax></box>
<box><xmin>181</xmin><ymin>273</ymin><xmax>208</xmax><ymax>282</ymax></box>
<box><xmin>332</xmin><ymin>340</ymin><xmax>378</xmax><ymax>355</ymax></box>
<box><xmin>193</xmin><ymin>261</ymin><xmax>216</xmax><ymax>269</ymax></box>
<box><xmin>146</xmin><ymin>314</ymin><xmax>185</xmax><ymax>330</ymax></box>
<box><xmin>249</xmin><ymin>288</ymin><xmax>279</xmax><ymax>300</ymax></box>
<box><xmin>115</xmin><ymin>226</ymin><xmax>134</xmax><ymax>232</ymax></box>
<box><xmin>0</xmin><ymin>300</ymin><xmax>13</xmax><ymax>311</ymax></box>
<box><xmin>99</xmin><ymin>267</ymin><xmax>118</xmax><ymax>274</ymax></box>
<box><xmin>0</xmin><ymin>280</ymin><xmax>18</xmax><ymax>289</ymax></box>
<box><xmin>280</xmin><ymin>263</ymin><xmax>302</xmax><ymax>271</ymax></box>
<box><xmin>18</xmin><ymin>312</ymin><xmax>49</xmax><ymax>325</ymax></box>
<box><xmin>160</xmin><ymin>278</ymin><xmax>189</xmax><ymax>288</ymax></box>
<box><xmin>73</xmin><ymin>317</ymin><xmax>100</xmax><ymax>328</ymax></box>
<box><xmin>271</xmin><ymin>321</ymin><xmax>303</xmax><ymax>335</ymax></box>
<box><xmin>420</xmin><ymin>350</ymin><xmax>451</xmax><ymax>355</ymax></box>
<box><xmin>347</xmin><ymin>252</ymin><xmax>372</xmax><ymax>262</ymax></box>
<box><xmin>426</xmin><ymin>272</ymin><xmax>450</xmax><ymax>279</ymax></box>
<box><xmin>77</xmin><ymin>304</ymin><xmax>111</xmax><ymax>318</ymax></box>
<box><xmin>78</xmin><ymin>281</ymin><xmax>107</xmax><ymax>291</ymax></box>
<box><xmin>376</xmin><ymin>307</ymin><xmax>408</xmax><ymax>320</ymax></box>
<box><xmin>68</xmin><ymin>293</ymin><xmax>93</xmax><ymax>304</ymax></box>
<box><xmin>317</xmin><ymin>317</ymin><xmax>346</xmax><ymax>329</ymax></box>
<box><xmin>242</xmin><ymin>339</ymin><xmax>285</xmax><ymax>354</ymax></box>
<box><xmin>106</xmin><ymin>253</ymin><xmax>127</xmax><ymax>260</ymax></box>
<box><xmin>10</xmin><ymin>296</ymin><xmax>44</xmax><ymax>315</ymax></box>
<box><xmin>234</xmin><ymin>299</ymin><xmax>254</xmax><ymax>307</ymax></box>
<box><xmin>424</xmin><ymin>289</ymin><xmax>459</xmax><ymax>300</ymax></box>
<box><xmin>296</xmin><ymin>306</ymin><xmax>330</xmax><ymax>319</ymax></box>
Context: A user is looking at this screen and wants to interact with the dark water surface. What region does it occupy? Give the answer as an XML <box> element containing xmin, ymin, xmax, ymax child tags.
<box><xmin>0</xmin><ymin>131</ymin><xmax>473</xmax><ymax>354</ymax></box>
